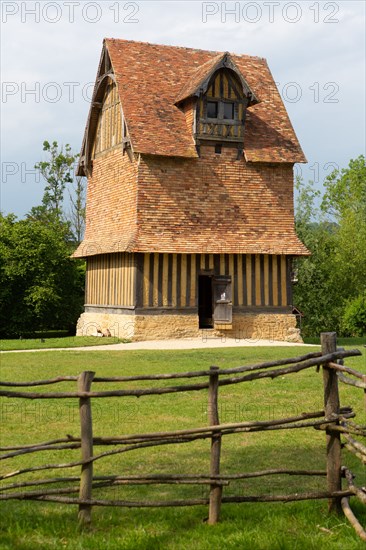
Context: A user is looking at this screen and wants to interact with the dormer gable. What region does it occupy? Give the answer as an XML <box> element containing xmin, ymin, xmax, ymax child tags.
<box><xmin>175</xmin><ymin>52</ymin><xmax>258</xmax><ymax>106</ymax></box>
<box><xmin>175</xmin><ymin>53</ymin><xmax>259</xmax><ymax>153</ymax></box>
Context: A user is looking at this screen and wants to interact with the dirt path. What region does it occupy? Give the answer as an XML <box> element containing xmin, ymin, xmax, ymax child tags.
<box><xmin>1</xmin><ymin>337</ymin><xmax>317</xmax><ymax>353</ymax></box>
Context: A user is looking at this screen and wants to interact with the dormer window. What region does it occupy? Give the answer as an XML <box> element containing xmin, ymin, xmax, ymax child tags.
<box><xmin>223</xmin><ymin>101</ymin><xmax>235</xmax><ymax>120</ymax></box>
<box><xmin>207</xmin><ymin>100</ymin><xmax>235</xmax><ymax>121</ymax></box>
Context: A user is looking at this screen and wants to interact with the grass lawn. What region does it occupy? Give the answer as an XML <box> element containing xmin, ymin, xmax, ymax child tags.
<box><xmin>0</xmin><ymin>336</ymin><xmax>128</xmax><ymax>351</ymax></box>
<box><xmin>0</xmin><ymin>346</ymin><xmax>365</xmax><ymax>549</ymax></box>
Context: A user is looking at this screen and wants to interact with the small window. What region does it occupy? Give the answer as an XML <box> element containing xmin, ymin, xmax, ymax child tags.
<box><xmin>207</xmin><ymin>101</ymin><xmax>218</xmax><ymax>119</ymax></box>
<box><xmin>215</xmin><ymin>144</ymin><xmax>222</xmax><ymax>154</ymax></box>
<box><xmin>223</xmin><ymin>102</ymin><xmax>235</xmax><ymax>120</ymax></box>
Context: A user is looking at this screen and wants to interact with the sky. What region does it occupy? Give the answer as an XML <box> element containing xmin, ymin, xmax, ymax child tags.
<box><xmin>1</xmin><ymin>0</ymin><xmax>365</xmax><ymax>218</ymax></box>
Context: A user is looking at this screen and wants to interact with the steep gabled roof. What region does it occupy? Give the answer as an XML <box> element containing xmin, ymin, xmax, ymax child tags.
<box><xmin>174</xmin><ymin>51</ymin><xmax>258</xmax><ymax>106</ymax></box>
<box><xmin>79</xmin><ymin>39</ymin><xmax>306</xmax><ymax>165</ymax></box>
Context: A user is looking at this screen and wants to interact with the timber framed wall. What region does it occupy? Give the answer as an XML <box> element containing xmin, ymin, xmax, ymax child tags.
<box><xmin>85</xmin><ymin>252</ymin><xmax>292</xmax><ymax>310</ymax></box>
<box><xmin>139</xmin><ymin>253</ymin><xmax>292</xmax><ymax>310</ymax></box>
<box><xmin>85</xmin><ymin>253</ymin><xmax>136</xmax><ymax>307</ymax></box>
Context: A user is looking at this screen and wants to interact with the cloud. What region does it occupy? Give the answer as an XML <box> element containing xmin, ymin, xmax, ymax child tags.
<box><xmin>1</xmin><ymin>0</ymin><xmax>365</xmax><ymax>216</ymax></box>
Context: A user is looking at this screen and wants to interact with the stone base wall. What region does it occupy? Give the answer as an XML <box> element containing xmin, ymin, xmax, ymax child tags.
<box><xmin>76</xmin><ymin>311</ymin><xmax>302</xmax><ymax>343</ymax></box>
<box><xmin>214</xmin><ymin>313</ymin><xmax>302</xmax><ymax>343</ymax></box>
<box><xmin>76</xmin><ymin>312</ymin><xmax>136</xmax><ymax>340</ymax></box>
<box><xmin>133</xmin><ymin>314</ymin><xmax>200</xmax><ymax>341</ymax></box>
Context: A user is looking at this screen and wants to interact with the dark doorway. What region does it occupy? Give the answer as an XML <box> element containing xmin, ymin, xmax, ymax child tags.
<box><xmin>198</xmin><ymin>275</ymin><xmax>213</xmax><ymax>328</ymax></box>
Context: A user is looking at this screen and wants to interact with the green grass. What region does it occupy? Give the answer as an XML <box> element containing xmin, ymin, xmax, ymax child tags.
<box><xmin>303</xmin><ymin>336</ymin><xmax>366</xmax><ymax>347</ymax></box>
<box><xmin>0</xmin><ymin>346</ymin><xmax>365</xmax><ymax>549</ymax></box>
<box><xmin>0</xmin><ymin>336</ymin><xmax>129</xmax><ymax>351</ymax></box>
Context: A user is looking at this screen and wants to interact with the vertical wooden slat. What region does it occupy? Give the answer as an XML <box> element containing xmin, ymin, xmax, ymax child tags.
<box><xmin>229</xmin><ymin>254</ymin><xmax>234</xmax><ymax>300</ymax></box>
<box><xmin>237</xmin><ymin>255</ymin><xmax>243</xmax><ymax>306</ymax></box>
<box><xmin>121</xmin><ymin>254</ymin><xmax>126</xmax><ymax>306</ymax></box>
<box><xmin>130</xmin><ymin>254</ymin><xmax>135</xmax><ymax>306</ymax></box>
<box><xmin>186</xmin><ymin>255</ymin><xmax>191</xmax><ymax>306</ymax></box>
<box><xmin>321</xmin><ymin>332</ymin><xmax>342</xmax><ymax>514</ymax></box>
<box><xmin>264</xmin><ymin>255</ymin><xmax>269</xmax><ymax>306</ymax></box>
<box><xmin>172</xmin><ymin>254</ymin><xmax>177</xmax><ymax>307</ymax></box>
<box><xmin>209</xmin><ymin>254</ymin><xmax>214</xmax><ymax>270</ymax></box>
<box><xmin>157</xmin><ymin>254</ymin><xmax>164</xmax><ymax>307</ymax></box>
<box><xmin>255</xmin><ymin>254</ymin><xmax>261</xmax><ymax>306</ymax></box>
<box><xmin>153</xmin><ymin>253</ymin><xmax>159</xmax><ymax>307</ymax></box>
<box><xmin>233</xmin><ymin>255</ymin><xmax>238</xmax><ymax>306</ymax></box>
<box><xmin>268</xmin><ymin>255</ymin><xmax>273</xmax><ymax>306</ymax></box>
<box><xmin>135</xmin><ymin>253</ymin><xmax>144</xmax><ymax>308</ymax></box>
<box><xmin>85</xmin><ymin>262</ymin><xmax>89</xmax><ymax>304</ymax></box>
<box><xmin>78</xmin><ymin>371</ymin><xmax>95</xmax><ymax>527</ymax></box>
<box><xmin>110</xmin><ymin>254</ymin><xmax>115</xmax><ymax>305</ymax></box>
<box><xmin>286</xmin><ymin>257</ymin><xmax>293</xmax><ymax>305</ymax></box>
<box><xmin>251</xmin><ymin>255</ymin><xmax>256</xmax><ymax>306</ymax></box>
<box><xmin>143</xmin><ymin>254</ymin><xmax>150</xmax><ymax>307</ymax></box>
<box><xmin>277</xmin><ymin>256</ymin><xmax>282</xmax><ymax>306</ymax></box>
<box><xmin>181</xmin><ymin>254</ymin><xmax>187</xmax><ymax>307</ymax></box>
<box><xmin>272</xmin><ymin>256</ymin><xmax>278</xmax><ymax>306</ymax></box>
<box><xmin>246</xmin><ymin>255</ymin><xmax>252</xmax><ymax>306</ymax></box>
<box><xmin>167</xmin><ymin>254</ymin><xmax>173</xmax><ymax>307</ymax></box>
<box><xmin>119</xmin><ymin>254</ymin><xmax>123</xmax><ymax>306</ymax></box>
<box><xmin>200</xmin><ymin>254</ymin><xmax>205</xmax><ymax>270</ymax></box>
<box><xmin>162</xmin><ymin>254</ymin><xmax>169</xmax><ymax>307</ymax></box>
<box><xmin>208</xmin><ymin>366</ymin><xmax>222</xmax><ymax>525</ymax></box>
<box><xmin>190</xmin><ymin>254</ymin><xmax>196</xmax><ymax>307</ymax></box>
<box><xmin>281</xmin><ymin>255</ymin><xmax>287</xmax><ymax>306</ymax></box>
<box><xmin>149</xmin><ymin>254</ymin><xmax>154</xmax><ymax>307</ymax></box>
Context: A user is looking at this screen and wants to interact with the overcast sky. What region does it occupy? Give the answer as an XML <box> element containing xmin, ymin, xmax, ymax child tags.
<box><xmin>1</xmin><ymin>0</ymin><xmax>365</xmax><ymax>218</ymax></box>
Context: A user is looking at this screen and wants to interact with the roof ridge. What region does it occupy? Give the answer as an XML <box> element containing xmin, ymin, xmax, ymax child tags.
<box><xmin>104</xmin><ymin>37</ymin><xmax>265</xmax><ymax>62</ymax></box>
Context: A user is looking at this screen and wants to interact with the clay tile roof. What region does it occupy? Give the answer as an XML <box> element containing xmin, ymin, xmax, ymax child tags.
<box><xmin>105</xmin><ymin>38</ymin><xmax>306</xmax><ymax>163</ymax></box>
<box><xmin>174</xmin><ymin>52</ymin><xmax>225</xmax><ymax>104</ymax></box>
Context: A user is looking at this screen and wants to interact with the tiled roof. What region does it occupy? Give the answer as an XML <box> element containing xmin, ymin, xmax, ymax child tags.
<box><xmin>105</xmin><ymin>38</ymin><xmax>306</xmax><ymax>163</ymax></box>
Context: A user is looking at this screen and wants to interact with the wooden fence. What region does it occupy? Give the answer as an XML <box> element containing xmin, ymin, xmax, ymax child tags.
<box><xmin>0</xmin><ymin>332</ymin><xmax>365</xmax><ymax>539</ymax></box>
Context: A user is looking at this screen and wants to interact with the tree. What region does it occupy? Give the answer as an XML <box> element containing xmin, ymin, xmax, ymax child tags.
<box><xmin>0</xmin><ymin>213</ymin><xmax>84</xmax><ymax>337</ymax></box>
<box><xmin>293</xmin><ymin>156</ymin><xmax>366</xmax><ymax>337</ymax></box>
<box><xmin>293</xmin><ymin>178</ymin><xmax>340</xmax><ymax>335</ymax></box>
<box><xmin>68</xmin><ymin>175</ymin><xmax>86</xmax><ymax>243</ymax></box>
<box><xmin>34</xmin><ymin>141</ymin><xmax>77</xmax><ymax>220</ymax></box>
<box><xmin>31</xmin><ymin>140</ymin><xmax>86</xmax><ymax>243</ymax></box>
<box><xmin>321</xmin><ymin>155</ymin><xmax>366</xmax><ymax>301</ymax></box>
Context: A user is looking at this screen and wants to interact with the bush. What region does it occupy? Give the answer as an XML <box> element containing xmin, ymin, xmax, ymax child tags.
<box><xmin>342</xmin><ymin>293</ymin><xmax>366</xmax><ymax>337</ymax></box>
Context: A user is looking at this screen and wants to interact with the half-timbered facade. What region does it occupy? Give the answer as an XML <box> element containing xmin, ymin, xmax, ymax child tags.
<box><xmin>74</xmin><ymin>39</ymin><xmax>309</xmax><ymax>341</ymax></box>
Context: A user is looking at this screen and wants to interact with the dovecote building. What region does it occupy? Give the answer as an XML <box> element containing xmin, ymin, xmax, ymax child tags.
<box><xmin>73</xmin><ymin>38</ymin><xmax>309</xmax><ymax>341</ymax></box>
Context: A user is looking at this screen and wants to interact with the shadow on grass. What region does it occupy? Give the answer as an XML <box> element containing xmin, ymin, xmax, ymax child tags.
<box><xmin>1</xmin><ymin>443</ymin><xmax>365</xmax><ymax>550</ymax></box>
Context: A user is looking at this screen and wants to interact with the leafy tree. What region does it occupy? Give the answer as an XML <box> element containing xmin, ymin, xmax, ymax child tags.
<box><xmin>321</xmin><ymin>155</ymin><xmax>366</xmax><ymax>301</ymax></box>
<box><xmin>68</xmin><ymin>175</ymin><xmax>86</xmax><ymax>243</ymax></box>
<box><xmin>293</xmin><ymin>178</ymin><xmax>340</xmax><ymax>335</ymax></box>
<box><xmin>32</xmin><ymin>140</ymin><xmax>86</xmax><ymax>243</ymax></box>
<box><xmin>0</xmin><ymin>213</ymin><xmax>84</xmax><ymax>337</ymax></box>
<box><xmin>342</xmin><ymin>292</ymin><xmax>366</xmax><ymax>337</ymax></box>
<box><xmin>294</xmin><ymin>155</ymin><xmax>366</xmax><ymax>337</ymax></box>
<box><xmin>34</xmin><ymin>141</ymin><xmax>77</xmax><ymax>220</ymax></box>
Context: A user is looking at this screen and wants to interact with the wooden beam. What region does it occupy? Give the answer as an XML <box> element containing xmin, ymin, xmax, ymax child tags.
<box><xmin>321</xmin><ymin>332</ymin><xmax>342</xmax><ymax>514</ymax></box>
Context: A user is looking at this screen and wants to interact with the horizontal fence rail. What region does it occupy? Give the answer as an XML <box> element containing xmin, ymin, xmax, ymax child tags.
<box><xmin>0</xmin><ymin>350</ymin><xmax>360</xmax><ymax>400</ymax></box>
<box><xmin>0</xmin><ymin>333</ymin><xmax>365</xmax><ymax>539</ymax></box>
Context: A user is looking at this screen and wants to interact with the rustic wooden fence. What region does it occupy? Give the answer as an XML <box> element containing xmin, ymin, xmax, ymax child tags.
<box><xmin>0</xmin><ymin>332</ymin><xmax>365</xmax><ymax>539</ymax></box>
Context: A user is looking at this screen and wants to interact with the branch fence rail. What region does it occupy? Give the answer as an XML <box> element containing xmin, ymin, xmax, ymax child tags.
<box><xmin>0</xmin><ymin>332</ymin><xmax>365</xmax><ymax>540</ymax></box>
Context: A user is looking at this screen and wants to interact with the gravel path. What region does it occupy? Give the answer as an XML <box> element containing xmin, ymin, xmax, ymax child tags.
<box><xmin>1</xmin><ymin>337</ymin><xmax>317</xmax><ymax>353</ymax></box>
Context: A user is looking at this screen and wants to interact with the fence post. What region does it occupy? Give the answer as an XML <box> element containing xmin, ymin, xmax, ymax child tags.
<box><xmin>208</xmin><ymin>366</ymin><xmax>222</xmax><ymax>524</ymax></box>
<box><xmin>321</xmin><ymin>332</ymin><xmax>342</xmax><ymax>514</ymax></box>
<box><xmin>78</xmin><ymin>370</ymin><xmax>95</xmax><ymax>527</ymax></box>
